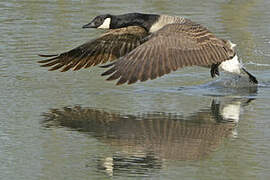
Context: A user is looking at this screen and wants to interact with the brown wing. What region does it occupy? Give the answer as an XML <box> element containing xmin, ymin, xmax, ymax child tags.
<box><xmin>102</xmin><ymin>22</ymin><xmax>236</xmax><ymax>85</ymax></box>
<box><xmin>38</xmin><ymin>26</ymin><xmax>148</xmax><ymax>72</ymax></box>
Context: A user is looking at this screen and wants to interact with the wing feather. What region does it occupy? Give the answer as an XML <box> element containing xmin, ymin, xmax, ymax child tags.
<box><xmin>102</xmin><ymin>22</ymin><xmax>235</xmax><ymax>85</ymax></box>
<box><xmin>39</xmin><ymin>26</ymin><xmax>148</xmax><ymax>71</ymax></box>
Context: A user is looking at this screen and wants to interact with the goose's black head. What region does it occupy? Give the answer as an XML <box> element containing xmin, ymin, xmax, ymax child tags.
<box><xmin>83</xmin><ymin>13</ymin><xmax>160</xmax><ymax>31</ymax></box>
<box><xmin>83</xmin><ymin>14</ymin><xmax>113</xmax><ymax>29</ymax></box>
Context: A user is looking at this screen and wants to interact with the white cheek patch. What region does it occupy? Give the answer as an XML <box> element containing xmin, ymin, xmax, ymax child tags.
<box><xmin>98</xmin><ymin>18</ymin><xmax>111</xmax><ymax>29</ymax></box>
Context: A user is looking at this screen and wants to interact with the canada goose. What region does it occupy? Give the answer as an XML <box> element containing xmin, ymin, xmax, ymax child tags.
<box><xmin>39</xmin><ymin>13</ymin><xmax>258</xmax><ymax>85</ymax></box>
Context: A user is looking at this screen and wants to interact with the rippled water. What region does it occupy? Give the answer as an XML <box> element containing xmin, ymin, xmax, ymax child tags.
<box><xmin>1</xmin><ymin>0</ymin><xmax>270</xmax><ymax>179</ymax></box>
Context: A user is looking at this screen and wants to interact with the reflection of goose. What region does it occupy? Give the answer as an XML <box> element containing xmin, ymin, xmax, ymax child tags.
<box><xmin>42</xmin><ymin>97</ymin><xmax>254</xmax><ymax>176</ymax></box>
<box><xmin>43</xmin><ymin>97</ymin><xmax>253</xmax><ymax>149</ymax></box>
<box><xmin>39</xmin><ymin>13</ymin><xmax>258</xmax><ymax>85</ymax></box>
<box><xmin>209</xmin><ymin>98</ymin><xmax>254</xmax><ymax>123</ymax></box>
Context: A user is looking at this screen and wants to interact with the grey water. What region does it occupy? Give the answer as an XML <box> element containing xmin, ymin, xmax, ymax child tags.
<box><xmin>1</xmin><ymin>0</ymin><xmax>270</xmax><ymax>179</ymax></box>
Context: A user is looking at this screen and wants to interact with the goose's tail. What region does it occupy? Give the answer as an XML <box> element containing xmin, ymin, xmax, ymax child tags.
<box><xmin>219</xmin><ymin>54</ymin><xmax>258</xmax><ymax>84</ymax></box>
<box><xmin>241</xmin><ymin>67</ymin><xmax>258</xmax><ymax>84</ymax></box>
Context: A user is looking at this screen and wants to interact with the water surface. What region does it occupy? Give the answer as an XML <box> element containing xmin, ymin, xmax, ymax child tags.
<box><xmin>1</xmin><ymin>0</ymin><xmax>270</xmax><ymax>179</ymax></box>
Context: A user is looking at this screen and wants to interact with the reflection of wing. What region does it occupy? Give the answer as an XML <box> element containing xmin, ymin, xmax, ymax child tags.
<box><xmin>38</xmin><ymin>26</ymin><xmax>148</xmax><ymax>72</ymax></box>
<box><xmin>102</xmin><ymin>23</ymin><xmax>235</xmax><ymax>85</ymax></box>
<box><xmin>42</xmin><ymin>97</ymin><xmax>253</xmax><ymax>161</ymax></box>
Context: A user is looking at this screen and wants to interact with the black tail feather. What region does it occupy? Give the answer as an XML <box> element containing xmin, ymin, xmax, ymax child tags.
<box><xmin>241</xmin><ymin>67</ymin><xmax>258</xmax><ymax>84</ymax></box>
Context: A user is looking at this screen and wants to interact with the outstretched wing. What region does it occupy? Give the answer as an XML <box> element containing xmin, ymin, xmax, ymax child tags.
<box><xmin>102</xmin><ymin>22</ymin><xmax>235</xmax><ymax>85</ymax></box>
<box><xmin>38</xmin><ymin>26</ymin><xmax>148</xmax><ymax>72</ymax></box>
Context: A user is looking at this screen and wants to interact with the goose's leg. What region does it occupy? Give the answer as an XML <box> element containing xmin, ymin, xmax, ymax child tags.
<box><xmin>210</xmin><ymin>63</ymin><xmax>220</xmax><ymax>78</ymax></box>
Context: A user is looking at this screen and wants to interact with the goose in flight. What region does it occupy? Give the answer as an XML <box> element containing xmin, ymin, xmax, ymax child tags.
<box><xmin>38</xmin><ymin>13</ymin><xmax>258</xmax><ymax>85</ymax></box>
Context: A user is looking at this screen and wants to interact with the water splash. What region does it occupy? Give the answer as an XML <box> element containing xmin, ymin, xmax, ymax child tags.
<box><xmin>178</xmin><ymin>75</ymin><xmax>258</xmax><ymax>97</ymax></box>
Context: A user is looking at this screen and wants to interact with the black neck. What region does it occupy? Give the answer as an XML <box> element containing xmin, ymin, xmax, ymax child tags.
<box><xmin>110</xmin><ymin>13</ymin><xmax>160</xmax><ymax>31</ymax></box>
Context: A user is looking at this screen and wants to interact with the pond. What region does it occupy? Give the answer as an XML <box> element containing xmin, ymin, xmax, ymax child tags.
<box><xmin>1</xmin><ymin>0</ymin><xmax>270</xmax><ymax>179</ymax></box>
